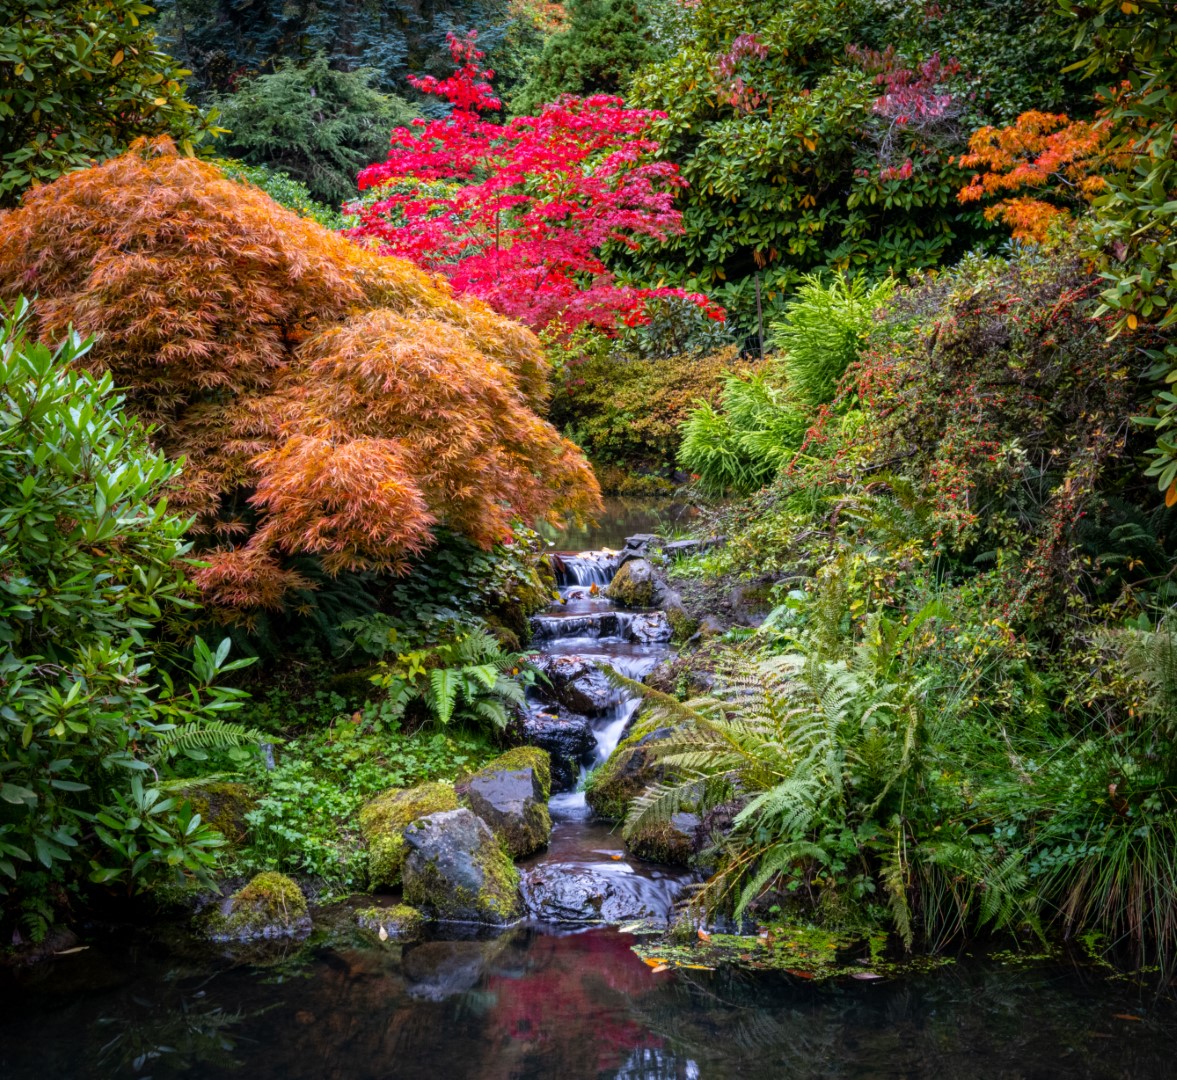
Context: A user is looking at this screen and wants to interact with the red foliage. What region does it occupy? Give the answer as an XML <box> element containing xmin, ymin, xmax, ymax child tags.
<box><xmin>349</xmin><ymin>33</ymin><xmax>724</xmax><ymax>334</ymax></box>
<box><xmin>0</xmin><ymin>138</ymin><xmax>600</xmax><ymax>618</ymax></box>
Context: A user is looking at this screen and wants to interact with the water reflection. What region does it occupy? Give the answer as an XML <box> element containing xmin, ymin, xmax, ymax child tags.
<box><xmin>539</xmin><ymin>497</ymin><xmax>707</xmax><ymax>552</ymax></box>
<box><xmin>2</xmin><ymin>924</ymin><xmax>1175</xmax><ymax>1080</ymax></box>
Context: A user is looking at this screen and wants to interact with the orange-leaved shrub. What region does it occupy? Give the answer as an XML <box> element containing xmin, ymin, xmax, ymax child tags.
<box><xmin>0</xmin><ymin>137</ymin><xmax>599</xmax><ymax>617</ymax></box>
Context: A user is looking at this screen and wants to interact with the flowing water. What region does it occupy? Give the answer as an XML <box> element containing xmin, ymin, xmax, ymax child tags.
<box><xmin>4</xmin><ymin>514</ymin><xmax>1177</xmax><ymax>1077</ymax></box>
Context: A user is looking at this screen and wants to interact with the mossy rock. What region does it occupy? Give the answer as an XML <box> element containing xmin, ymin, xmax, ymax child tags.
<box><xmin>359</xmin><ymin>781</ymin><xmax>459</xmax><ymax>889</ymax></box>
<box><xmin>402</xmin><ymin>809</ymin><xmax>523</xmax><ymax>924</ymax></box>
<box><xmin>492</xmin><ymin>564</ymin><xmax>558</xmax><ymax>642</ymax></box>
<box><xmin>204</xmin><ymin>872</ymin><xmax>310</xmax><ymax>942</ymax></box>
<box><xmin>626</xmin><ymin>812</ymin><xmax>700</xmax><ymax>867</ymax></box>
<box><xmin>164</xmin><ymin>779</ymin><xmax>256</xmax><ymax>847</ymax></box>
<box><xmin>470</xmin><ymin>746</ymin><xmax>552</xmax><ymax>800</ymax></box>
<box><xmin>666</xmin><ymin>604</ymin><xmax>699</xmax><ymax>644</ymax></box>
<box><xmin>355</xmin><ymin>903</ymin><xmax>424</xmax><ymax>941</ymax></box>
<box><xmin>585</xmin><ymin>726</ymin><xmax>673</xmax><ymax>821</ymax></box>
<box><xmin>605</xmin><ymin>558</ymin><xmax>658</xmax><ymax>608</ymax></box>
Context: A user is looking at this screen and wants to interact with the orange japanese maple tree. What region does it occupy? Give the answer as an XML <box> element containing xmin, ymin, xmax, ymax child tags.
<box><xmin>0</xmin><ymin>137</ymin><xmax>600</xmax><ymax>617</ymax></box>
<box><xmin>957</xmin><ymin>110</ymin><xmax>1110</xmax><ymax>243</ymax></box>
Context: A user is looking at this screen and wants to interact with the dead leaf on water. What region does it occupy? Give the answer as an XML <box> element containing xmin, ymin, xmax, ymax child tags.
<box><xmin>378</xmin><ymin>925</ymin><xmax>388</xmax><ymax>942</ymax></box>
<box><xmin>54</xmin><ymin>947</ymin><xmax>89</xmax><ymax>956</ymax></box>
<box><xmin>650</xmin><ymin>963</ymin><xmax>670</xmax><ymax>973</ymax></box>
<box><xmin>642</xmin><ymin>957</ymin><xmax>667</xmax><ymax>968</ymax></box>
<box><xmin>850</xmin><ymin>972</ymin><xmax>883</xmax><ymax>980</ymax></box>
<box><xmin>1114</xmin><ymin>1014</ymin><xmax>1142</xmax><ymax>1022</ymax></box>
<box><xmin>697</xmin><ymin>928</ymin><xmax>712</xmax><ymax>942</ymax></box>
<box><xmin>681</xmin><ymin>963</ymin><xmax>715</xmax><ymax>971</ymax></box>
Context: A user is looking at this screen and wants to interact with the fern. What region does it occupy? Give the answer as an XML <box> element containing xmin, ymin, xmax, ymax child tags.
<box><xmin>148</xmin><ymin>719</ymin><xmax>269</xmax><ymax>761</ymax></box>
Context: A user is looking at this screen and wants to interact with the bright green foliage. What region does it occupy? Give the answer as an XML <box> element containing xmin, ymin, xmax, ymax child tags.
<box><xmin>1059</xmin><ymin>1</ymin><xmax>1177</xmax><ymax>498</ymax></box>
<box><xmin>211</xmin><ymin>55</ymin><xmax>416</xmax><ymax>205</ymax></box>
<box><xmin>510</xmin><ymin>0</ymin><xmax>658</xmax><ymax>115</ymax></box>
<box><xmin>0</xmin><ymin>0</ymin><xmax>217</xmax><ymax>205</ymax></box>
<box><xmin>679</xmin><ymin>273</ymin><xmax>891</xmax><ymax>493</ymax></box>
<box><xmin>622</xmin><ymin>0</ymin><xmax>1088</xmax><ymax>330</ymax></box>
<box><xmin>215</xmin><ymin>159</ymin><xmax>345</xmax><ymax>229</ymax></box>
<box><xmin>0</xmin><ymin>300</ymin><xmax>260</xmax><ymax>915</ymax></box>
<box><xmin>373</xmin><ymin>629</ymin><xmax>536</xmax><ymax>730</ymax></box>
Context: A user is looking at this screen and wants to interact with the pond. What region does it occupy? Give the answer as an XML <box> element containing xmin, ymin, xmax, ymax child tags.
<box><xmin>1</xmin><ymin>924</ymin><xmax>1174</xmax><ymax>1079</ymax></box>
<box><xmin>538</xmin><ymin>496</ymin><xmax>710</xmax><ymax>552</ymax></box>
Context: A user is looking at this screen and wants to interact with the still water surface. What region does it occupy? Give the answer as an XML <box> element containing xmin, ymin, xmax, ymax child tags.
<box><xmin>1</xmin><ymin>923</ymin><xmax>1174</xmax><ymax>1079</ymax></box>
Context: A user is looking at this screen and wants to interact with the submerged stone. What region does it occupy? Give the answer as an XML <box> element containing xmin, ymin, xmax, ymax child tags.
<box><xmin>204</xmin><ymin>872</ymin><xmax>311</xmax><ymax>942</ymax></box>
<box><xmin>401</xmin><ymin>808</ymin><xmax>523</xmax><ymax>924</ymax></box>
<box><xmin>359</xmin><ymin>781</ymin><xmax>459</xmax><ymax>890</ymax></box>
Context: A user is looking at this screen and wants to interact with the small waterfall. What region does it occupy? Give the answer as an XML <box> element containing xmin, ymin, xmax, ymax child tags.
<box><xmin>550</xmin><ymin>550</ymin><xmax>620</xmax><ymax>588</ymax></box>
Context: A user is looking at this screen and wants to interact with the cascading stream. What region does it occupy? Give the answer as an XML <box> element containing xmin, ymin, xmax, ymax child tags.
<box><xmin>518</xmin><ymin>548</ymin><xmax>694</xmax><ymax>925</ymax></box>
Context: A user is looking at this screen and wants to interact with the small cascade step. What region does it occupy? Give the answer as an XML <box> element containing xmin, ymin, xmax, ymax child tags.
<box><xmin>550</xmin><ymin>550</ymin><xmax>620</xmax><ymax>588</ymax></box>
<box><xmin>530</xmin><ymin>609</ymin><xmax>671</xmax><ymax>644</ymax></box>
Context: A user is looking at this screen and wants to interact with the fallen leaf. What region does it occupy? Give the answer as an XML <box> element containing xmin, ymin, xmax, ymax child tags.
<box><xmin>785</xmin><ymin>969</ymin><xmax>815</xmax><ymax>979</ymax></box>
<box><xmin>1114</xmin><ymin>1013</ymin><xmax>1142</xmax><ymax>1022</ymax></box>
<box><xmin>681</xmin><ymin>963</ymin><xmax>715</xmax><ymax>971</ymax></box>
<box><xmin>378</xmin><ymin>925</ymin><xmax>388</xmax><ymax>941</ymax></box>
<box><xmin>643</xmin><ymin>957</ymin><xmax>667</xmax><ymax>968</ymax></box>
<box><xmin>697</xmin><ymin>928</ymin><xmax>712</xmax><ymax>942</ymax></box>
<box><xmin>610</xmin><ymin>853</ymin><xmax>624</xmax><ymax>861</ymax></box>
<box><xmin>618</xmin><ymin>922</ymin><xmax>644</xmax><ymax>934</ymax></box>
<box><xmin>54</xmin><ymin>946</ymin><xmax>89</xmax><ymax>956</ymax></box>
<box><xmin>651</xmin><ymin>963</ymin><xmax>670</xmax><ymax>973</ymax></box>
<box><xmin>850</xmin><ymin>972</ymin><xmax>883</xmax><ymax>980</ymax></box>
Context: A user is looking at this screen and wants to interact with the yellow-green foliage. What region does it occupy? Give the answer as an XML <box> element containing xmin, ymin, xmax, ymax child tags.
<box><xmin>359</xmin><ymin>781</ymin><xmax>458</xmax><ymax>888</ymax></box>
<box><xmin>550</xmin><ymin>348</ymin><xmax>749</xmax><ymax>471</ymax></box>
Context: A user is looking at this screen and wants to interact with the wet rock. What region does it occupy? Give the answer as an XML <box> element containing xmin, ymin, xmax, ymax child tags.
<box><xmin>359</xmin><ymin>781</ymin><xmax>458</xmax><ymax>889</ymax></box>
<box><xmin>521</xmin><ymin>706</ymin><xmax>594</xmax><ymax>792</ymax></box>
<box><xmin>204</xmin><ymin>872</ymin><xmax>311</xmax><ymax>942</ymax></box>
<box><xmin>163</xmin><ymin>779</ymin><xmax>256</xmax><ymax>847</ymax></box>
<box><xmin>606</xmin><ymin>558</ymin><xmax>658</xmax><ymax>607</ymax></box>
<box><xmin>626</xmin><ymin>812</ymin><xmax>702</xmax><ymax>867</ymax></box>
<box><xmin>402</xmin><ymin>808</ymin><xmax>523</xmax><ymax>925</ymax></box>
<box><xmin>456</xmin><ymin>753</ymin><xmax>551</xmax><ymax>859</ymax></box>
<box><xmin>520</xmin><ymin>864</ymin><xmax>677</xmax><ymax>924</ymax></box>
<box><xmin>585</xmin><ymin>725</ymin><xmax>675</xmax><ymax>821</ymax></box>
<box><xmin>663</xmin><ymin>536</ymin><xmax>725</xmax><ymax>558</ymax></box>
<box><xmin>534</xmin><ymin>654</ymin><xmax>615</xmax><ymax>715</ymax></box>
<box><xmin>472</xmin><ymin>746</ymin><xmax>552</xmax><ymax>800</ymax></box>
<box><xmin>627</xmin><ymin>611</ymin><xmax>673</xmax><ymax>643</ymax></box>
<box><xmin>687</xmin><ymin>615</ymin><xmax>725</xmax><ymax>644</ymax></box>
<box><xmin>355</xmin><ymin>903</ymin><xmax>424</xmax><ymax>942</ymax></box>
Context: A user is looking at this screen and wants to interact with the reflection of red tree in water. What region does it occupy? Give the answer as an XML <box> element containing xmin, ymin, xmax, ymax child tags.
<box><xmin>483</xmin><ymin>928</ymin><xmax>667</xmax><ymax>1078</ymax></box>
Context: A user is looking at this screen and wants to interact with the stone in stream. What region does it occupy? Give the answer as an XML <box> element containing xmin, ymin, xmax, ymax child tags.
<box><xmin>359</xmin><ymin>781</ymin><xmax>459</xmax><ymax>889</ymax></box>
<box><xmin>521</xmin><ymin>706</ymin><xmax>595</xmax><ymax>792</ymax></box>
<box><xmin>626</xmin><ymin>811</ymin><xmax>702</xmax><ymax>867</ymax></box>
<box><xmin>533</xmin><ymin>654</ymin><xmax>615</xmax><ymax>715</ymax></box>
<box><xmin>355</xmin><ymin>903</ymin><xmax>425</xmax><ymax>942</ymax></box>
<box><xmin>456</xmin><ymin>748</ymin><xmax>552</xmax><ymax>859</ymax></box>
<box><xmin>401</xmin><ymin>808</ymin><xmax>524</xmax><ymax>924</ymax></box>
<box><xmin>606</xmin><ymin>557</ymin><xmax>659</xmax><ymax>608</ymax></box>
<box><xmin>585</xmin><ymin>725</ymin><xmax>676</xmax><ymax>821</ymax></box>
<box><xmin>627</xmin><ymin>611</ymin><xmax>673</xmax><ymax>644</ymax></box>
<box><xmin>203</xmin><ymin>872</ymin><xmax>311</xmax><ymax>942</ymax></box>
<box><xmin>519</xmin><ymin>864</ymin><xmax>681</xmax><ymax>924</ymax></box>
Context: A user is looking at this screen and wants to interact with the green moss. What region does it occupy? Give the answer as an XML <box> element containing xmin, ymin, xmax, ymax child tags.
<box><xmin>606</xmin><ymin>560</ymin><xmax>657</xmax><ymax>607</ymax></box>
<box><xmin>359</xmin><ymin>781</ymin><xmax>458</xmax><ymax>889</ymax></box>
<box><xmin>666</xmin><ymin>604</ymin><xmax>699</xmax><ymax>644</ymax></box>
<box><xmin>584</xmin><ymin>728</ymin><xmax>662</xmax><ymax>821</ymax></box>
<box><xmin>355</xmin><ymin>903</ymin><xmax>424</xmax><ymax>941</ymax></box>
<box><xmin>474</xmin><ymin>746</ymin><xmax>552</xmax><ymax>800</ymax></box>
<box><xmin>492</xmin><ymin>564</ymin><xmax>557</xmax><ymax>642</ymax></box>
<box><xmin>402</xmin><ymin>831</ymin><xmax>522</xmax><ymax>924</ymax></box>
<box><xmin>204</xmin><ymin>872</ymin><xmax>310</xmax><ymax>942</ymax></box>
<box><xmin>164</xmin><ymin>779</ymin><xmax>256</xmax><ymax>848</ymax></box>
<box><xmin>626</xmin><ymin>816</ymin><xmax>695</xmax><ymax>866</ymax></box>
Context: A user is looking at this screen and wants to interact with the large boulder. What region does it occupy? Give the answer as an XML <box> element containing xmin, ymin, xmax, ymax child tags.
<box><xmin>203</xmin><ymin>872</ymin><xmax>311</xmax><ymax>942</ymax></box>
<box><xmin>402</xmin><ymin>809</ymin><xmax>523</xmax><ymax>925</ymax></box>
<box><xmin>606</xmin><ymin>558</ymin><xmax>659</xmax><ymax>607</ymax></box>
<box><xmin>519</xmin><ymin>864</ymin><xmax>683</xmax><ymax>924</ymax></box>
<box><xmin>456</xmin><ymin>750</ymin><xmax>552</xmax><ymax>858</ymax></box>
<box><xmin>521</xmin><ymin>706</ymin><xmax>594</xmax><ymax>792</ymax></box>
<box><xmin>534</xmin><ymin>654</ymin><xmax>614</xmax><ymax>715</ymax></box>
<box><xmin>585</xmin><ymin>726</ymin><xmax>675</xmax><ymax>821</ymax></box>
<box><xmin>626</xmin><ymin>811</ymin><xmax>701</xmax><ymax>867</ymax></box>
<box><xmin>359</xmin><ymin>781</ymin><xmax>458</xmax><ymax>889</ymax></box>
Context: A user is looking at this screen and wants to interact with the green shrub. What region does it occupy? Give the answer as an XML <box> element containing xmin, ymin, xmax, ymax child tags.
<box><xmin>0</xmin><ymin>0</ymin><xmax>219</xmax><ymax>205</ymax></box>
<box><xmin>0</xmin><ymin>300</ymin><xmax>259</xmax><ymax>927</ymax></box>
<box><xmin>215</xmin><ymin>159</ymin><xmax>345</xmax><ymax>229</ymax></box>
<box><xmin>211</xmin><ymin>54</ymin><xmax>416</xmax><ymax>205</ymax></box>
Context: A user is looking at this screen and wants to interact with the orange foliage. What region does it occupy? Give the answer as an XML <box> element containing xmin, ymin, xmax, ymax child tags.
<box><xmin>0</xmin><ymin>137</ymin><xmax>599</xmax><ymax>616</ymax></box>
<box><xmin>958</xmin><ymin>110</ymin><xmax>1110</xmax><ymax>243</ymax></box>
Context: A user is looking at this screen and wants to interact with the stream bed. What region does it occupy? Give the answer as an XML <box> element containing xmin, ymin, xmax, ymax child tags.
<box><xmin>3</xmin><ymin>511</ymin><xmax>1177</xmax><ymax>1077</ymax></box>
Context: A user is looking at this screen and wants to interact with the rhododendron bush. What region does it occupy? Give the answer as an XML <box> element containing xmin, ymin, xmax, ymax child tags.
<box><xmin>349</xmin><ymin>33</ymin><xmax>723</xmax><ymax>335</ymax></box>
<box><xmin>0</xmin><ymin>138</ymin><xmax>599</xmax><ymax>618</ymax></box>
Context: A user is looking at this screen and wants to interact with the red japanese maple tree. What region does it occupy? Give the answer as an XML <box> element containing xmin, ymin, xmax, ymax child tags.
<box><xmin>349</xmin><ymin>33</ymin><xmax>723</xmax><ymax>334</ymax></box>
